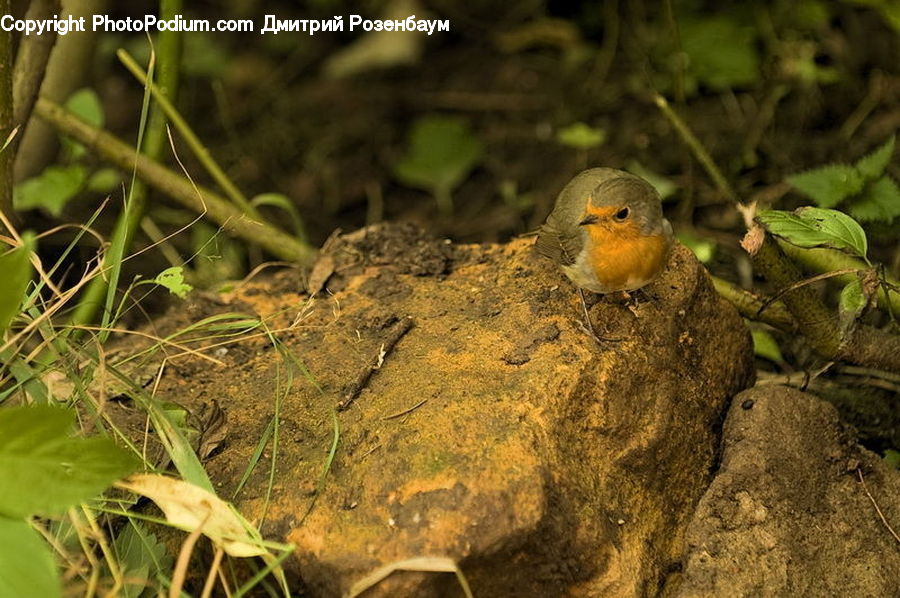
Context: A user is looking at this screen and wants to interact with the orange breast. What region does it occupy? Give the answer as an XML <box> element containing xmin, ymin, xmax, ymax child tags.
<box><xmin>585</xmin><ymin>224</ymin><xmax>670</xmax><ymax>292</ymax></box>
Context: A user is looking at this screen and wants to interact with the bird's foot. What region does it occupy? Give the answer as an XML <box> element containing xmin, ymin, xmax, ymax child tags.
<box><xmin>578</xmin><ymin>288</ymin><xmax>623</xmax><ymax>344</ymax></box>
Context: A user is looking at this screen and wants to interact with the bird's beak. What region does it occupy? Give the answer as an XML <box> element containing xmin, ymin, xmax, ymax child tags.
<box><xmin>578</xmin><ymin>214</ymin><xmax>599</xmax><ymax>226</ymax></box>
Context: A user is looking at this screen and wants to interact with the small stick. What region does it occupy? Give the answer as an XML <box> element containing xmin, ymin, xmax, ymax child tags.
<box><xmin>337</xmin><ymin>317</ymin><xmax>414</xmax><ymax>411</ymax></box>
<box><xmin>857</xmin><ymin>468</ymin><xmax>900</xmax><ymax>545</ymax></box>
<box><xmin>654</xmin><ymin>94</ymin><xmax>739</xmax><ymax>204</ymax></box>
<box><xmin>382</xmin><ymin>399</ymin><xmax>428</xmax><ymax>421</ymax></box>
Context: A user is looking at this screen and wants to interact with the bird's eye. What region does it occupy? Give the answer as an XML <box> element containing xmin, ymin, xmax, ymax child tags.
<box><xmin>614</xmin><ymin>207</ymin><xmax>630</xmax><ymax>221</ymax></box>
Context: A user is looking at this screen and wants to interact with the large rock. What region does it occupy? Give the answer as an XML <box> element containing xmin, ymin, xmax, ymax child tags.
<box><xmin>137</xmin><ymin>225</ymin><xmax>753</xmax><ymax>596</ymax></box>
<box><xmin>675</xmin><ymin>385</ymin><xmax>900</xmax><ymax>597</ymax></box>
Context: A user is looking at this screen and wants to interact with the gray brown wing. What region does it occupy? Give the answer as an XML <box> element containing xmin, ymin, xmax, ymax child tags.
<box><xmin>535</xmin><ymin>215</ymin><xmax>582</xmax><ymax>266</ymax></box>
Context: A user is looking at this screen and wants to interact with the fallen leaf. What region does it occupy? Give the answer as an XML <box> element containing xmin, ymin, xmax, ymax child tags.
<box><xmin>116</xmin><ymin>473</ymin><xmax>266</xmax><ymax>557</ymax></box>
<box><xmin>192</xmin><ymin>400</ymin><xmax>228</xmax><ymax>460</ymax></box>
<box><xmin>306</xmin><ymin>255</ymin><xmax>335</xmax><ymax>296</ymax></box>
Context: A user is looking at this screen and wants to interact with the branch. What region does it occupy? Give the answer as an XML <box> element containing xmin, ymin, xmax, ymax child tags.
<box><xmin>116</xmin><ymin>49</ymin><xmax>262</xmax><ymax>220</ymax></box>
<box><xmin>34</xmin><ymin>97</ymin><xmax>317</xmax><ymax>265</ymax></box>
<box><xmin>655</xmin><ymin>94</ymin><xmax>900</xmax><ymax>373</ymax></box>
<box><xmin>777</xmin><ymin>241</ymin><xmax>900</xmax><ymax>316</ymax></box>
<box><xmin>752</xmin><ymin>236</ymin><xmax>842</xmax><ymax>357</ymax></box>
<box><xmin>0</xmin><ymin>0</ymin><xmax>13</xmax><ymax>226</ymax></box>
<box><xmin>841</xmin><ymin>329</ymin><xmax>900</xmax><ymax>373</ymax></box>
<box><xmin>654</xmin><ymin>95</ymin><xmax>738</xmax><ymax>203</ymax></box>
<box><xmin>14</xmin><ymin>0</ymin><xmax>106</xmax><ymax>182</ymax></box>
<box><xmin>11</xmin><ymin>0</ymin><xmax>60</xmax><ymax>154</ymax></box>
<box><xmin>710</xmin><ymin>275</ymin><xmax>795</xmax><ymax>330</ymax></box>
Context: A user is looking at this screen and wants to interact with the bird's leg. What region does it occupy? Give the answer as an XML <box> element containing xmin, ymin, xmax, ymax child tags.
<box><xmin>578</xmin><ymin>288</ymin><xmax>621</xmax><ymax>343</ymax></box>
<box><xmin>579</xmin><ymin>287</ymin><xmax>596</xmax><ymax>336</ymax></box>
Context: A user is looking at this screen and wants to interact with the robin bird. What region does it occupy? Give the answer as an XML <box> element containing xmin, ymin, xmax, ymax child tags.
<box><xmin>535</xmin><ymin>167</ymin><xmax>674</xmax><ymax>338</ymax></box>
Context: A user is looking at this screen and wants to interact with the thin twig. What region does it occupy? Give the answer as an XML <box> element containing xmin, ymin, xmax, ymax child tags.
<box><xmin>778</xmin><ymin>241</ymin><xmax>900</xmax><ymax>316</ymax></box>
<box><xmin>856</xmin><ymin>468</ymin><xmax>900</xmax><ymax>545</ymax></box>
<box><xmin>841</xmin><ymin>71</ymin><xmax>884</xmax><ymax>140</ymax></box>
<box><xmin>654</xmin><ymin>94</ymin><xmax>738</xmax><ymax>203</ymax></box>
<box><xmin>756</xmin><ymin>268</ymin><xmax>860</xmax><ymax>318</ymax></box>
<box><xmin>80</xmin><ymin>504</ymin><xmax>123</xmax><ymax>593</ymax></box>
<box><xmin>169</xmin><ymin>515</ymin><xmax>210</xmax><ymax>598</ymax></box>
<box><xmin>337</xmin><ymin>317</ymin><xmax>414</xmax><ymax>411</ymax></box>
<box><xmin>117</xmin><ymin>49</ymin><xmax>260</xmax><ymax>219</ymax></box>
<box><xmin>200</xmin><ymin>545</ymin><xmax>225</xmax><ymax>598</ymax></box>
<box><xmin>837</xmin><ymin>365</ymin><xmax>900</xmax><ymax>385</ymax></box>
<box><xmin>589</xmin><ymin>0</ymin><xmax>620</xmax><ymax>86</ymax></box>
<box><xmin>383</xmin><ymin>399</ymin><xmax>428</xmax><ymax>421</ymax></box>
<box><xmin>742</xmin><ymin>84</ymin><xmax>788</xmax><ymax>167</ymax></box>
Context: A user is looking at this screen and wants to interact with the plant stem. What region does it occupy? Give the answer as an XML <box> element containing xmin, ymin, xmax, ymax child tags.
<box><xmin>710</xmin><ymin>275</ymin><xmax>795</xmax><ymax>330</ymax></box>
<box><xmin>70</xmin><ymin>0</ymin><xmax>183</xmax><ymax>332</ymax></box>
<box><xmin>0</xmin><ymin>0</ymin><xmax>14</xmax><ymax>228</ymax></box>
<box><xmin>753</xmin><ymin>237</ymin><xmax>842</xmax><ymax>356</ymax></box>
<box><xmin>116</xmin><ymin>48</ymin><xmax>261</xmax><ymax>219</ymax></box>
<box><xmin>778</xmin><ymin>241</ymin><xmax>900</xmax><ymax>316</ymax></box>
<box><xmin>435</xmin><ymin>186</ymin><xmax>453</xmax><ymax>216</ymax></box>
<box><xmin>655</xmin><ymin>93</ymin><xmax>900</xmax><ymax>373</ymax></box>
<box><xmin>14</xmin><ymin>0</ymin><xmax>107</xmax><ymax>182</ymax></box>
<box><xmin>11</xmin><ymin>0</ymin><xmax>60</xmax><ymax>155</ymax></box>
<box><xmin>34</xmin><ymin>97</ymin><xmax>317</xmax><ymax>264</ymax></box>
<box><xmin>654</xmin><ymin>95</ymin><xmax>738</xmax><ymax>203</ymax></box>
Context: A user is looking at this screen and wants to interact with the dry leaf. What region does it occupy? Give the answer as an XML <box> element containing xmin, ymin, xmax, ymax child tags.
<box><xmin>347</xmin><ymin>556</ymin><xmax>473</xmax><ymax>598</ymax></box>
<box><xmin>192</xmin><ymin>400</ymin><xmax>228</xmax><ymax>460</ymax></box>
<box><xmin>116</xmin><ymin>474</ymin><xmax>266</xmax><ymax>557</ymax></box>
<box><xmin>307</xmin><ymin>255</ymin><xmax>336</xmax><ymax>295</ymax></box>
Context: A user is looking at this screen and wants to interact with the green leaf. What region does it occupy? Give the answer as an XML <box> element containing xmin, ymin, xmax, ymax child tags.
<box><xmin>115</xmin><ymin>521</ymin><xmax>170</xmax><ymax>598</ymax></box>
<box><xmin>13</xmin><ymin>165</ymin><xmax>87</xmax><ymax>216</ymax></box>
<box><xmin>392</xmin><ymin>115</ymin><xmax>483</xmax><ymax>204</ymax></box>
<box><xmin>757</xmin><ymin>207</ymin><xmax>868</xmax><ymax>258</ymax></box>
<box><xmin>0</xmin><ymin>405</ymin><xmax>140</xmax><ymax>518</ymax></box>
<box><xmin>0</xmin><ymin>233</ymin><xmax>35</xmax><ymax>337</ymax></box>
<box><xmin>838</xmin><ymin>277</ymin><xmax>867</xmax><ymax>334</ymax></box>
<box><xmin>556</xmin><ymin>122</ymin><xmax>607</xmax><ymax>150</ymax></box>
<box><xmin>86</xmin><ymin>168</ymin><xmax>122</xmax><ymax>194</ymax></box>
<box><xmin>848</xmin><ymin>176</ymin><xmax>900</xmax><ymax>223</ymax></box>
<box><xmin>855</xmin><ymin>135</ymin><xmax>895</xmax><ymax>180</ymax></box>
<box><xmin>154</xmin><ymin>266</ymin><xmax>193</xmax><ymax>299</ymax></box>
<box><xmin>65</xmin><ymin>88</ymin><xmax>104</xmax><ymax>128</ymax></box>
<box><xmin>63</xmin><ymin>88</ymin><xmax>104</xmax><ymax>159</ymax></box>
<box><xmin>680</xmin><ymin>16</ymin><xmax>760</xmax><ymax>90</ymax></box>
<box><xmin>0</xmin><ymin>518</ymin><xmax>60</xmax><ymax>598</ymax></box>
<box><xmin>787</xmin><ymin>164</ymin><xmax>865</xmax><ymax>208</ymax></box>
<box><xmin>250</xmin><ymin>193</ymin><xmax>307</xmax><ymax>241</ymax></box>
<box><xmin>751</xmin><ymin>329</ymin><xmax>784</xmax><ymax>364</ymax></box>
